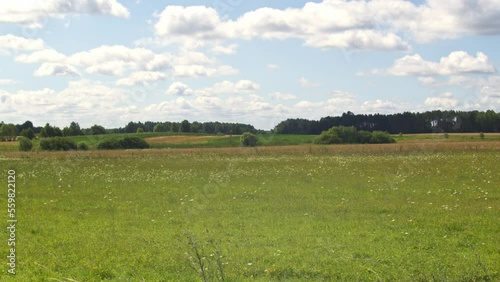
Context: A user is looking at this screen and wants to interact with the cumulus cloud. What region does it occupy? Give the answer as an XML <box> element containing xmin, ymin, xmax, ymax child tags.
<box><xmin>15</xmin><ymin>48</ymin><xmax>66</xmax><ymax>63</ymax></box>
<box><xmin>269</xmin><ymin>92</ymin><xmax>297</xmax><ymax>101</ymax></box>
<box><xmin>34</xmin><ymin>63</ymin><xmax>79</xmax><ymax>77</ymax></box>
<box><xmin>210</xmin><ymin>80</ymin><xmax>260</xmax><ymax>94</ymax></box>
<box><xmin>116</xmin><ymin>71</ymin><xmax>166</xmax><ymax>86</ymax></box>
<box><xmin>211</xmin><ymin>44</ymin><xmax>238</xmax><ymax>55</ymax></box>
<box><xmin>0</xmin><ymin>34</ymin><xmax>44</xmax><ymax>53</ymax></box>
<box><xmin>361</xmin><ymin>99</ymin><xmax>400</xmax><ymax>112</ymax></box>
<box><xmin>299</xmin><ymin>77</ymin><xmax>321</xmax><ymax>87</ymax></box>
<box><xmin>146</xmin><ymin>0</ymin><xmax>500</xmax><ymax>51</ymax></box>
<box><xmin>0</xmin><ymin>0</ymin><xmax>130</xmax><ymax>28</ymax></box>
<box><xmin>425</xmin><ymin>92</ymin><xmax>459</xmax><ymax>109</ymax></box>
<box><xmin>166</xmin><ymin>82</ymin><xmax>194</xmax><ymax>96</ymax></box>
<box><xmin>69</xmin><ymin>45</ymin><xmax>157</xmax><ymax>75</ymax></box>
<box><xmin>378</xmin><ymin>51</ymin><xmax>496</xmax><ymax>76</ymax></box>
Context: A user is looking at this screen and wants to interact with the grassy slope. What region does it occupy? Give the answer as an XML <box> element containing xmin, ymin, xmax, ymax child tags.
<box><xmin>1</xmin><ymin>149</ymin><xmax>498</xmax><ymax>281</ymax></box>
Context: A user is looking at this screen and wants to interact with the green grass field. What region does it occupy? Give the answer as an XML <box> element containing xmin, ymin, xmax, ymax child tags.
<box><xmin>1</xmin><ymin>144</ymin><xmax>499</xmax><ymax>281</ymax></box>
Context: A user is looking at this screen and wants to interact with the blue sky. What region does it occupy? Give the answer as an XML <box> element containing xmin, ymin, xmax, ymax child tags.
<box><xmin>1</xmin><ymin>0</ymin><xmax>499</xmax><ymax>130</ymax></box>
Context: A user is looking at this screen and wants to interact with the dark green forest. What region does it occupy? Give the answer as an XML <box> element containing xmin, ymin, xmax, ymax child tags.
<box><xmin>273</xmin><ymin>110</ymin><xmax>500</xmax><ymax>134</ymax></box>
<box><xmin>1</xmin><ymin>110</ymin><xmax>499</xmax><ymax>140</ymax></box>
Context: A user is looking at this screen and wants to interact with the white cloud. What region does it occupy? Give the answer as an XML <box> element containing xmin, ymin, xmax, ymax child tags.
<box><xmin>361</xmin><ymin>99</ymin><xmax>400</xmax><ymax>112</ymax></box>
<box><xmin>380</xmin><ymin>51</ymin><xmax>496</xmax><ymax>76</ymax></box>
<box><xmin>0</xmin><ymin>79</ymin><xmax>17</xmax><ymax>85</ymax></box>
<box><xmin>166</xmin><ymin>82</ymin><xmax>194</xmax><ymax>96</ymax></box>
<box><xmin>267</xmin><ymin>64</ymin><xmax>280</xmax><ymax>70</ymax></box>
<box><xmin>269</xmin><ymin>92</ymin><xmax>297</xmax><ymax>101</ymax></box>
<box><xmin>173</xmin><ymin>65</ymin><xmax>238</xmax><ymax>78</ymax></box>
<box><xmin>299</xmin><ymin>77</ymin><xmax>321</xmax><ymax>87</ymax></box>
<box><xmin>0</xmin><ymin>0</ymin><xmax>130</xmax><ymax>28</ymax></box>
<box><xmin>211</xmin><ymin>44</ymin><xmax>238</xmax><ymax>55</ymax></box>
<box><xmin>69</xmin><ymin>45</ymin><xmax>157</xmax><ymax>75</ymax></box>
<box><xmin>425</xmin><ymin>92</ymin><xmax>459</xmax><ymax>109</ymax></box>
<box><xmin>147</xmin><ymin>1</ymin><xmax>500</xmax><ymax>51</ymax></box>
<box><xmin>15</xmin><ymin>49</ymin><xmax>66</xmax><ymax>63</ymax></box>
<box><xmin>34</xmin><ymin>63</ymin><xmax>79</xmax><ymax>77</ymax></box>
<box><xmin>116</xmin><ymin>71</ymin><xmax>166</xmax><ymax>86</ymax></box>
<box><xmin>0</xmin><ymin>34</ymin><xmax>44</xmax><ymax>53</ymax></box>
<box><xmin>210</xmin><ymin>80</ymin><xmax>260</xmax><ymax>94</ymax></box>
<box><xmin>154</xmin><ymin>6</ymin><xmax>224</xmax><ymax>45</ymax></box>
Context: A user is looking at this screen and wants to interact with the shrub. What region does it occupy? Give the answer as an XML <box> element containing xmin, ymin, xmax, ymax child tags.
<box><xmin>313</xmin><ymin>130</ymin><xmax>341</xmax><ymax>144</ymax></box>
<box><xmin>20</xmin><ymin>128</ymin><xmax>35</xmax><ymax>140</ymax></box>
<box><xmin>97</xmin><ymin>136</ymin><xmax>149</xmax><ymax>150</ymax></box>
<box><xmin>136</xmin><ymin>127</ymin><xmax>144</xmax><ymax>133</ymax></box>
<box><xmin>120</xmin><ymin>136</ymin><xmax>149</xmax><ymax>149</ymax></box>
<box><xmin>357</xmin><ymin>130</ymin><xmax>373</xmax><ymax>144</ymax></box>
<box><xmin>77</xmin><ymin>142</ymin><xmax>89</xmax><ymax>151</ymax></box>
<box><xmin>314</xmin><ymin>126</ymin><xmax>359</xmax><ymax>144</ymax></box>
<box><xmin>97</xmin><ymin>138</ymin><xmax>122</xmax><ymax>150</ymax></box>
<box><xmin>18</xmin><ymin>137</ymin><xmax>33</xmax><ymax>151</ymax></box>
<box><xmin>479</xmin><ymin>132</ymin><xmax>485</xmax><ymax>139</ymax></box>
<box><xmin>240</xmin><ymin>132</ymin><xmax>257</xmax><ymax>147</ymax></box>
<box><xmin>370</xmin><ymin>131</ymin><xmax>396</xmax><ymax>144</ymax></box>
<box><xmin>314</xmin><ymin>126</ymin><xmax>395</xmax><ymax>144</ymax></box>
<box><xmin>39</xmin><ymin>137</ymin><xmax>77</xmax><ymax>151</ymax></box>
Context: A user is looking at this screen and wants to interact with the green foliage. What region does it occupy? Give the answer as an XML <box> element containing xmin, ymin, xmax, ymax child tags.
<box><xmin>90</xmin><ymin>124</ymin><xmax>107</xmax><ymax>135</ymax></box>
<box><xmin>370</xmin><ymin>131</ymin><xmax>396</xmax><ymax>144</ymax></box>
<box><xmin>77</xmin><ymin>142</ymin><xmax>89</xmax><ymax>151</ymax></box>
<box><xmin>314</xmin><ymin>126</ymin><xmax>395</xmax><ymax>144</ymax></box>
<box><xmin>185</xmin><ymin>232</ymin><xmax>226</xmax><ymax>282</ymax></box>
<box><xmin>240</xmin><ymin>132</ymin><xmax>257</xmax><ymax>147</ymax></box>
<box><xmin>480</xmin><ymin>132</ymin><xmax>485</xmax><ymax>139</ymax></box>
<box><xmin>136</xmin><ymin>127</ymin><xmax>144</xmax><ymax>133</ymax></box>
<box><xmin>444</xmin><ymin>133</ymin><xmax>449</xmax><ymax>139</ymax></box>
<box><xmin>63</xmin><ymin>122</ymin><xmax>83</xmax><ymax>136</ymax></box>
<box><xmin>18</xmin><ymin>136</ymin><xmax>33</xmax><ymax>151</ymax></box>
<box><xmin>97</xmin><ymin>136</ymin><xmax>149</xmax><ymax>150</ymax></box>
<box><xmin>39</xmin><ymin>137</ymin><xmax>77</xmax><ymax>151</ymax></box>
<box><xmin>0</xmin><ymin>123</ymin><xmax>18</xmax><ymax>141</ymax></box>
<box><xmin>180</xmin><ymin>120</ymin><xmax>191</xmax><ymax>133</ymax></box>
<box><xmin>20</xmin><ymin>128</ymin><xmax>35</xmax><ymax>140</ymax></box>
<box><xmin>40</xmin><ymin>123</ymin><xmax>63</xmax><ymax>138</ymax></box>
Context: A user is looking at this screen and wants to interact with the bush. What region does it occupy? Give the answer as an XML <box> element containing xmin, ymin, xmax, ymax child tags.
<box><xmin>314</xmin><ymin>126</ymin><xmax>359</xmax><ymax>144</ymax></box>
<box><xmin>370</xmin><ymin>131</ymin><xmax>396</xmax><ymax>144</ymax></box>
<box><xmin>357</xmin><ymin>130</ymin><xmax>373</xmax><ymax>144</ymax></box>
<box><xmin>120</xmin><ymin>136</ymin><xmax>150</xmax><ymax>149</ymax></box>
<box><xmin>97</xmin><ymin>136</ymin><xmax>149</xmax><ymax>150</ymax></box>
<box><xmin>240</xmin><ymin>132</ymin><xmax>257</xmax><ymax>147</ymax></box>
<box><xmin>39</xmin><ymin>137</ymin><xmax>77</xmax><ymax>151</ymax></box>
<box><xmin>18</xmin><ymin>137</ymin><xmax>33</xmax><ymax>151</ymax></box>
<box><xmin>480</xmin><ymin>132</ymin><xmax>485</xmax><ymax>139</ymax></box>
<box><xmin>314</xmin><ymin>126</ymin><xmax>395</xmax><ymax>144</ymax></box>
<box><xmin>20</xmin><ymin>128</ymin><xmax>35</xmax><ymax>140</ymax></box>
<box><xmin>77</xmin><ymin>142</ymin><xmax>89</xmax><ymax>151</ymax></box>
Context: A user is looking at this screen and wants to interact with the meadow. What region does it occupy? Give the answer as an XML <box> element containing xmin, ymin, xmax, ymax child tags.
<box><xmin>1</xmin><ymin>140</ymin><xmax>499</xmax><ymax>281</ymax></box>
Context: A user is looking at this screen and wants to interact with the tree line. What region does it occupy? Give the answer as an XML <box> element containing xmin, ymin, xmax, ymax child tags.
<box><xmin>0</xmin><ymin>120</ymin><xmax>257</xmax><ymax>141</ymax></box>
<box><xmin>273</xmin><ymin>110</ymin><xmax>500</xmax><ymax>135</ymax></box>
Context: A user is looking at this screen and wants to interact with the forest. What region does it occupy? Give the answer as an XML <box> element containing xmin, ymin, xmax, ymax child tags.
<box><xmin>273</xmin><ymin>110</ymin><xmax>500</xmax><ymax>134</ymax></box>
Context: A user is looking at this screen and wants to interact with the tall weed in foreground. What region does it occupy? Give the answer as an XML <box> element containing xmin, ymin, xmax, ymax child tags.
<box><xmin>185</xmin><ymin>231</ymin><xmax>226</xmax><ymax>282</ymax></box>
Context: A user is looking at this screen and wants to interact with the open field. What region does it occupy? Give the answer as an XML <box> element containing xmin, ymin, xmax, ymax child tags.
<box><xmin>1</xmin><ymin>132</ymin><xmax>500</xmax><ymax>152</ymax></box>
<box><xmin>1</xmin><ymin>142</ymin><xmax>499</xmax><ymax>281</ymax></box>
